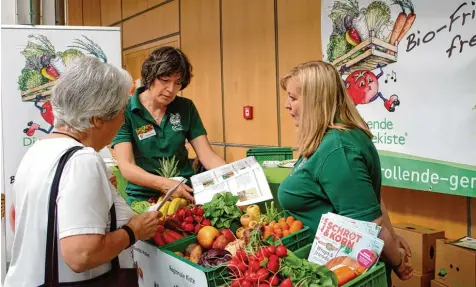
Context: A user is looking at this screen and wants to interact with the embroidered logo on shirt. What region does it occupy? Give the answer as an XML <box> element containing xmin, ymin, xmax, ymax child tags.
<box><xmin>290</xmin><ymin>158</ymin><xmax>307</xmax><ymax>176</ymax></box>
<box><xmin>170</xmin><ymin>113</ymin><xmax>183</xmax><ymax>131</ymax></box>
<box><xmin>135</xmin><ymin>124</ymin><xmax>156</xmax><ymax>140</ymax></box>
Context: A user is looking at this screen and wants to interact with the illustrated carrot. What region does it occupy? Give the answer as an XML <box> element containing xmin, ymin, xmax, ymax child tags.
<box><xmin>396</xmin><ymin>0</ymin><xmax>416</xmax><ymax>43</ymax></box>
<box><xmin>389</xmin><ymin>0</ymin><xmax>408</xmax><ymax>45</ymax></box>
<box><xmin>389</xmin><ymin>13</ymin><xmax>407</xmax><ymax>45</ymax></box>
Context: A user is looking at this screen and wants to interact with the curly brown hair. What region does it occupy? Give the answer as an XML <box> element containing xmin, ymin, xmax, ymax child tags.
<box><xmin>141</xmin><ymin>46</ymin><xmax>193</xmax><ymax>90</ymax></box>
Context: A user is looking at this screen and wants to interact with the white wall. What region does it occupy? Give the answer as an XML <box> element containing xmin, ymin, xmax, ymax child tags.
<box><xmin>1</xmin><ymin>0</ymin><xmax>17</xmax><ymax>24</ymax></box>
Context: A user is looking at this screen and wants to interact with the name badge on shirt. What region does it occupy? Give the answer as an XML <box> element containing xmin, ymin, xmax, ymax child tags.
<box><xmin>135</xmin><ymin>124</ymin><xmax>156</xmax><ymax>140</ymax></box>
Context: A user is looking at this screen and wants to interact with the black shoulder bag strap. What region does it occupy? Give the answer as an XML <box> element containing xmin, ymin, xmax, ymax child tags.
<box><xmin>43</xmin><ymin>146</ymin><xmax>120</xmax><ymax>286</ymax></box>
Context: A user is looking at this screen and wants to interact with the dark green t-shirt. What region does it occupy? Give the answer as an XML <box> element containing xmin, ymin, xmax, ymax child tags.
<box><xmin>111</xmin><ymin>87</ymin><xmax>207</xmax><ymax>203</ymax></box>
<box><xmin>278</xmin><ymin>128</ymin><xmax>383</xmax><ymax>242</ymax></box>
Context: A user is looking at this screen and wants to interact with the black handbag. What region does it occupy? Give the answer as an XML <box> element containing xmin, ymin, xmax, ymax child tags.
<box><xmin>41</xmin><ymin>146</ymin><xmax>137</xmax><ymax>287</ymax></box>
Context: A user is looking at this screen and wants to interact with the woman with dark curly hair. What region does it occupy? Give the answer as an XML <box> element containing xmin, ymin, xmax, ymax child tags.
<box><xmin>112</xmin><ymin>46</ymin><xmax>226</xmax><ymax>204</ymax></box>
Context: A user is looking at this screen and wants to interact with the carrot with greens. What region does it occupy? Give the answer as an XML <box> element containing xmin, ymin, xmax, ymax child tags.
<box><xmin>389</xmin><ymin>0</ymin><xmax>408</xmax><ymax>45</ymax></box>
<box><xmin>396</xmin><ymin>0</ymin><xmax>416</xmax><ymax>43</ymax></box>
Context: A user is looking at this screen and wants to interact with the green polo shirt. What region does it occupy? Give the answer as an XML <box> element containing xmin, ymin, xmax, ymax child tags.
<box><xmin>277</xmin><ymin>128</ymin><xmax>383</xmax><ymax>242</ymax></box>
<box><xmin>111</xmin><ymin>86</ymin><xmax>207</xmax><ymax>203</ymax></box>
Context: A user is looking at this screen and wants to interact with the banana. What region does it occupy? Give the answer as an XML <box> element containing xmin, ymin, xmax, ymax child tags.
<box><xmin>167</xmin><ymin>198</ymin><xmax>182</xmax><ymax>216</ymax></box>
<box><xmin>179</xmin><ymin>198</ymin><xmax>188</xmax><ymax>209</ymax></box>
<box><xmin>159</xmin><ymin>200</ymin><xmax>171</xmax><ymax>219</ymax></box>
<box><xmin>157</xmin><ymin>196</ymin><xmax>164</xmax><ymax>202</ymax></box>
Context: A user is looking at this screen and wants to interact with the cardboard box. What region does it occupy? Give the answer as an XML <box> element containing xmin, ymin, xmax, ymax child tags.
<box><xmin>393</xmin><ymin>223</ymin><xmax>445</xmax><ymax>274</ymax></box>
<box><xmin>391</xmin><ymin>272</ymin><xmax>432</xmax><ymax>287</ymax></box>
<box><xmin>430</xmin><ymin>280</ymin><xmax>447</xmax><ymax>287</ymax></box>
<box><xmin>435</xmin><ymin>239</ymin><xmax>476</xmax><ymax>287</ymax></box>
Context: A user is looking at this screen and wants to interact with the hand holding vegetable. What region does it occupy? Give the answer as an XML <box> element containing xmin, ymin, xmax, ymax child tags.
<box><xmin>127</xmin><ymin>210</ymin><xmax>162</xmax><ymax>241</ymax></box>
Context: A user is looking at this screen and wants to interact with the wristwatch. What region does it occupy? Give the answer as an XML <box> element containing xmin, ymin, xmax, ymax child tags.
<box><xmin>121</xmin><ymin>225</ymin><xmax>136</xmax><ymax>248</ymax></box>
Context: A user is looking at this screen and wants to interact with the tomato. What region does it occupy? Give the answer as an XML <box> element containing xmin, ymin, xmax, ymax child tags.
<box><xmin>275</xmin><ymin>245</ymin><xmax>287</xmax><ymax>258</ymax></box>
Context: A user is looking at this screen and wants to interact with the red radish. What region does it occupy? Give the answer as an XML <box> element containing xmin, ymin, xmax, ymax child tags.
<box><xmin>236</xmin><ymin>249</ymin><xmax>249</xmax><ymax>263</ymax></box>
<box><xmin>259</xmin><ymin>247</ymin><xmax>271</xmax><ymax>258</ymax></box>
<box><xmin>267</xmin><ymin>258</ymin><xmax>279</xmax><ymax>273</ymax></box>
<box><xmin>176</xmin><ymin>209</ymin><xmax>185</xmax><ymax>221</ymax></box>
<box><xmin>157</xmin><ymin>225</ymin><xmax>165</xmax><ymax>233</ymax></box>
<box><xmin>153</xmin><ymin>232</ymin><xmax>165</xmax><ymax>246</ymax></box>
<box><xmin>280</xmin><ymin>278</ymin><xmax>293</xmax><ymax>287</ymax></box>
<box><xmin>269</xmin><ymin>274</ymin><xmax>280</xmax><ymax>286</ymax></box>
<box><xmin>184</xmin><ymin>216</ymin><xmax>194</xmax><ymax>223</ymax></box>
<box><xmin>236</xmin><ymin>262</ymin><xmax>247</xmax><ymax>273</ymax></box>
<box><xmin>194</xmin><ymin>224</ymin><xmax>201</xmax><ymax>233</ymax></box>
<box><xmin>259</xmin><ymin>284</ymin><xmax>270</xmax><ymax>287</ymax></box>
<box><xmin>255</xmin><ymin>268</ymin><xmax>269</xmax><ymax>281</ymax></box>
<box><xmin>183</xmin><ymin>223</ymin><xmax>194</xmax><ymax>232</ymax></box>
<box><xmin>184</xmin><ymin>208</ymin><xmax>192</xmax><ymax>217</ymax></box>
<box><xmin>202</xmin><ymin>219</ymin><xmax>211</xmax><ymax>226</ymax></box>
<box><xmin>194</xmin><ymin>215</ymin><xmax>203</xmax><ymax>223</ymax></box>
<box><xmin>249</xmin><ymin>260</ymin><xmax>260</xmax><ymax>272</ymax></box>
<box><xmin>227</xmin><ymin>262</ymin><xmax>239</xmax><ymax>273</ymax></box>
<box><xmin>230</xmin><ymin>279</ymin><xmax>241</xmax><ymax>287</ymax></box>
<box><xmin>275</xmin><ymin>245</ymin><xmax>287</xmax><ymax>257</ymax></box>
<box><xmin>267</xmin><ymin>245</ymin><xmax>276</xmax><ymax>255</ymax></box>
<box><xmin>241</xmin><ymin>280</ymin><xmax>252</xmax><ymax>287</ymax></box>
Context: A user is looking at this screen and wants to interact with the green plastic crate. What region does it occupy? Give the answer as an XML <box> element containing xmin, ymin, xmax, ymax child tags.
<box><xmin>274</xmin><ymin>225</ymin><xmax>311</xmax><ymax>251</ymax></box>
<box><xmin>246</xmin><ymin>147</ymin><xmax>293</xmax><ymax>164</ymax></box>
<box><xmin>162</xmin><ymin>235</ymin><xmax>230</xmax><ymax>287</ymax></box>
<box><xmin>293</xmin><ymin>244</ymin><xmax>388</xmax><ymax>287</ymax></box>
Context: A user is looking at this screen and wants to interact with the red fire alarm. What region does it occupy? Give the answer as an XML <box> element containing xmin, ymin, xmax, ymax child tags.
<box><xmin>243</xmin><ymin>106</ymin><xmax>253</xmax><ymax>119</ymax></box>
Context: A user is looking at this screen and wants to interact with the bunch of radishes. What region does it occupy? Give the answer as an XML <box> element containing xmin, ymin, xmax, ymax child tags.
<box><xmin>170</xmin><ymin>205</ymin><xmax>211</xmax><ymax>234</ymax></box>
<box><xmin>227</xmin><ymin>244</ymin><xmax>292</xmax><ymax>287</ymax></box>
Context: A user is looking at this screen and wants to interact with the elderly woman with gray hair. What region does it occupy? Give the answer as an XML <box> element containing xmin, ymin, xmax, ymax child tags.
<box><xmin>4</xmin><ymin>56</ymin><xmax>159</xmax><ymax>287</ymax></box>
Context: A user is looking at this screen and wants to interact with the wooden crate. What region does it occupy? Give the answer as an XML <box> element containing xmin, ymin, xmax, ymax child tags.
<box><xmin>21</xmin><ymin>81</ymin><xmax>55</xmax><ymax>102</ymax></box>
<box><xmin>332</xmin><ymin>36</ymin><xmax>398</xmax><ymax>75</ymax></box>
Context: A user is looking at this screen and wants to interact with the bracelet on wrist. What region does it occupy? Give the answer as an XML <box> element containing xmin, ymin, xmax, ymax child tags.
<box><xmin>120</xmin><ymin>225</ymin><xmax>136</xmax><ymax>248</ymax></box>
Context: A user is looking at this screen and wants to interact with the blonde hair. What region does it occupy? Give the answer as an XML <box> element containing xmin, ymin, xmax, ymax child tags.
<box><xmin>280</xmin><ymin>61</ymin><xmax>372</xmax><ymax>158</ymax></box>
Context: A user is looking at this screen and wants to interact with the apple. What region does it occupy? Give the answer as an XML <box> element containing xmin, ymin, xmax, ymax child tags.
<box><xmin>197</xmin><ymin>226</ymin><xmax>220</xmax><ymax>249</ymax></box>
<box><xmin>240</xmin><ymin>214</ymin><xmax>252</xmax><ymax>227</ymax></box>
<box><xmin>221</xmin><ymin>228</ymin><xmax>236</xmax><ymax>242</ymax></box>
<box><xmin>212</xmin><ymin>235</ymin><xmax>229</xmax><ymax>249</ymax></box>
<box><xmin>246</xmin><ymin>205</ymin><xmax>261</xmax><ymax>219</ymax></box>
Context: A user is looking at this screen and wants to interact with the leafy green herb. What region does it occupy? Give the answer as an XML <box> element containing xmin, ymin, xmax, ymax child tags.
<box><xmin>280</xmin><ymin>250</ymin><xmax>338</xmax><ymax>287</ymax></box>
<box><xmin>202</xmin><ymin>192</ymin><xmax>242</xmax><ymax>229</ymax></box>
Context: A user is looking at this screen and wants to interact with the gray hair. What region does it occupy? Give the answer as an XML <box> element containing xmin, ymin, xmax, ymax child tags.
<box><xmin>51</xmin><ymin>56</ymin><xmax>132</xmax><ymax>132</ymax></box>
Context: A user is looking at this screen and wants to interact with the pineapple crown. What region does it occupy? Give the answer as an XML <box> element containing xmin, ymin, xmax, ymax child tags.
<box><xmin>156</xmin><ymin>155</ymin><xmax>180</xmax><ymax>178</ymax></box>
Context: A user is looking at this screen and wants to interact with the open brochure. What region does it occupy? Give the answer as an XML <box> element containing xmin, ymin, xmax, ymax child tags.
<box><xmin>191</xmin><ymin>156</ymin><xmax>273</xmax><ymax>206</ymax></box>
<box><xmin>308</xmin><ymin>212</ymin><xmax>384</xmax><ymax>285</ymax></box>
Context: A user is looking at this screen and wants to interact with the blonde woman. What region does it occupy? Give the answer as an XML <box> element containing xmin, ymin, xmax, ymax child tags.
<box><xmin>277</xmin><ymin>61</ymin><xmax>413</xmax><ymax>284</ymax></box>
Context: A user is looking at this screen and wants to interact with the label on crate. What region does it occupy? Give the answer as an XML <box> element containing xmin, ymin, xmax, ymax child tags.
<box><xmin>308</xmin><ymin>213</ymin><xmax>384</xmax><ymax>280</ymax></box>
<box><xmin>134</xmin><ymin>241</ymin><xmax>208</xmax><ymax>287</ymax></box>
<box><xmin>156</xmin><ymin>249</ymin><xmax>208</xmax><ymax>287</ymax></box>
<box><xmin>133</xmin><ymin>241</ymin><xmax>160</xmax><ymax>287</ymax></box>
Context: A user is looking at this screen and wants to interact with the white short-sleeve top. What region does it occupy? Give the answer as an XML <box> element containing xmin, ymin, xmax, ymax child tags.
<box><xmin>4</xmin><ymin>138</ymin><xmax>135</xmax><ymax>287</ymax></box>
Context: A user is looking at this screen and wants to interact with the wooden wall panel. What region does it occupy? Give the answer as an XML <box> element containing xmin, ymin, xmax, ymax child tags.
<box><xmin>67</xmin><ymin>0</ymin><xmax>83</xmax><ymax>26</ymax></box>
<box><xmin>148</xmin><ymin>0</ymin><xmax>168</xmax><ymax>8</ymax></box>
<box><xmin>180</xmin><ymin>0</ymin><xmax>223</xmax><ymax>143</ymax></box>
<box><xmin>101</xmin><ymin>0</ymin><xmax>121</xmax><ymax>25</ymax></box>
<box><xmin>222</xmin><ymin>0</ymin><xmax>278</xmax><ymax>146</ymax></box>
<box><xmin>277</xmin><ymin>0</ymin><xmax>322</xmax><ymax>147</ymax></box>
<box><xmin>225</xmin><ymin>147</ymin><xmax>248</xmax><ymax>163</ymax></box>
<box><xmin>82</xmin><ymin>0</ymin><xmax>101</xmax><ymax>26</ymax></box>
<box><xmin>123</xmin><ymin>36</ymin><xmax>180</xmax><ymax>81</ymax></box>
<box><xmin>382</xmin><ymin>187</ymin><xmax>468</xmax><ymax>240</ymax></box>
<box><xmin>122</xmin><ymin>0</ymin><xmax>147</xmax><ymax>19</ymax></box>
<box><xmin>123</xmin><ymin>0</ymin><xmax>179</xmax><ymax>48</ymax></box>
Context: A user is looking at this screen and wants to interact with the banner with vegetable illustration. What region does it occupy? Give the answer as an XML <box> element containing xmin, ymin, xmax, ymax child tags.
<box><xmin>1</xmin><ymin>25</ymin><xmax>122</xmax><ymax>265</ymax></box>
<box><xmin>321</xmin><ymin>0</ymin><xmax>476</xmax><ymax>197</ymax></box>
